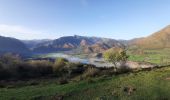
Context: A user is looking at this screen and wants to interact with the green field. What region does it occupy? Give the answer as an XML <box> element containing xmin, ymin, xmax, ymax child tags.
<box><xmin>1</xmin><ymin>66</ymin><xmax>170</xmax><ymax>100</ymax></box>
<box><xmin>128</xmin><ymin>48</ymin><xmax>170</xmax><ymax>65</ymax></box>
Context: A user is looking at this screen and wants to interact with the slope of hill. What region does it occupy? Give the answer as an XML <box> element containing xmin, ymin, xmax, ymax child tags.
<box><xmin>130</xmin><ymin>25</ymin><xmax>170</xmax><ymax>49</ymax></box>
<box><xmin>1</xmin><ymin>66</ymin><xmax>170</xmax><ymax>100</ymax></box>
<box><xmin>0</xmin><ymin>36</ymin><xmax>30</xmax><ymax>55</ymax></box>
<box><xmin>22</xmin><ymin>39</ymin><xmax>52</xmax><ymax>49</ymax></box>
<box><xmin>32</xmin><ymin>35</ymin><xmax>124</xmax><ymax>53</ymax></box>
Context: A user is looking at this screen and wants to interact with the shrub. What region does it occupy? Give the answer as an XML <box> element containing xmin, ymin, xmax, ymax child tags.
<box><xmin>53</xmin><ymin>58</ymin><xmax>69</xmax><ymax>76</ymax></box>
<box><xmin>0</xmin><ymin>54</ymin><xmax>22</xmax><ymax>80</ymax></box>
<box><xmin>86</xmin><ymin>78</ymin><xmax>95</xmax><ymax>84</ymax></box>
<box><xmin>16</xmin><ymin>62</ymin><xmax>35</xmax><ymax>78</ymax></box>
<box><xmin>83</xmin><ymin>67</ymin><xmax>100</xmax><ymax>78</ymax></box>
<box><xmin>27</xmin><ymin>60</ymin><xmax>53</xmax><ymax>77</ymax></box>
<box><xmin>0</xmin><ymin>53</ymin><xmax>22</xmax><ymax>66</ymax></box>
<box><xmin>66</xmin><ymin>63</ymin><xmax>85</xmax><ymax>77</ymax></box>
<box><xmin>98</xmin><ymin>67</ymin><xmax>115</xmax><ymax>76</ymax></box>
<box><xmin>0</xmin><ymin>63</ymin><xmax>11</xmax><ymax>80</ymax></box>
<box><xmin>53</xmin><ymin>58</ymin><xmax>68</xmax><ymax>71</ymax></box>
<box><xmin>58</xmin><ymin>78</ymin><xmax>68</xmax><ymax>85</ymax></box>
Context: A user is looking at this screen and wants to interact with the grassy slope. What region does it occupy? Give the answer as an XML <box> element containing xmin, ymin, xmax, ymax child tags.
<box><xmin>1</xmin><ymin>67</ymin><xmax>170</xmax><ymax>100</ymax></box>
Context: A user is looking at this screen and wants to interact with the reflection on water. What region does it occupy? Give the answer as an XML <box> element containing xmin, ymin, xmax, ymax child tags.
<box><xmin>42</xmin><ymin>53</ymin><xmax>114</xmax><ymax>67</ymax></box>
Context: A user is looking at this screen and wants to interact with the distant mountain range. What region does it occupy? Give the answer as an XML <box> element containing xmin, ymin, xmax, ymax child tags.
<box><xmin>31</xmin><ymin>35</ymin><xmax>124</xmax><ymax>53</ymax></box>
<box><xmin>0</xmin><ymin>36</ymin><xmax>30</xmax><ymax>56</ymax></box>
<box><xmin>0</xmin><ymin>25</ymin><xmax>170</xmax><ymax>56</ymax></box>
<box><xmin>22</xmin><ymin>39</ymin><xmax>52</xmax><ymax>49</ymax></box>
<box><xmin>0</xmin><ymin>35</ymin><xmax>124</xmax><ymax>55</ymax></box>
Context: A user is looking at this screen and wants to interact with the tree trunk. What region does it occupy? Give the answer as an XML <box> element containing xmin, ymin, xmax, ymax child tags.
<box><xmin>113</xmin><ymin>62</ymin><xmax>117</xmax><ymax>72</ymax></box>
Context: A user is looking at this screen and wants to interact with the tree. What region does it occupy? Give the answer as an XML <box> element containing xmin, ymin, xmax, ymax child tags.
<box><xmin>103</xmin><ymin>48</ymin><xmax>128</xmax><ymax>69</ymax></box>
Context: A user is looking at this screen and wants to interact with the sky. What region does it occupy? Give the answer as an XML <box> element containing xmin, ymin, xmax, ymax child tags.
<box><xmin>0</xmin><ymin>0</ymin><xmax>170</xmax><ymax>40</ymax></box>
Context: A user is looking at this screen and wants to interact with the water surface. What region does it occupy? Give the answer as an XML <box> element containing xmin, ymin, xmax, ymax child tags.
<box><xmin>40</xmin><ymin>53</ymin><xmax>114</xmax><ymax>67</ymax></box>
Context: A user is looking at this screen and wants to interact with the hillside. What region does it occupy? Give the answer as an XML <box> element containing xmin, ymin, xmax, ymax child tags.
<box><xmin>32</xmin><ymin>35</ymin><xmax>124</xmax><ymax>53</ymax></box>
<box><xmin>22</xmin><ymin>39</ymin><xmax>52</xmax><ymax>49</ymax></box>
<box><xmin>130</xmin><ymin>25</ymin><xmax>170</xmax><ymax>49</ymax></box>
<box><xmin>0</xmin><ymin>36</ymin><xmax>30</xmax><ymax>55</ymax></box>
<box><xmin>1</xmin><ymin>66</ymin><xmax>170</xmax><ymax>100</ymax></box>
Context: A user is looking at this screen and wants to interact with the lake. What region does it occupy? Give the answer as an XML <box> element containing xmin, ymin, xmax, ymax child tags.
<box><xmin>39</xmin><ymin>53</ymin><xmax>114</xmax><ymax>67</ymax></box>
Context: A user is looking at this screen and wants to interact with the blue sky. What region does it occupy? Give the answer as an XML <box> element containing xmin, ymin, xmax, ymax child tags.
<box><xmin>0</xmin><ymin>0</ymin><xmax>170</xmax><ymax>40</ymax></box>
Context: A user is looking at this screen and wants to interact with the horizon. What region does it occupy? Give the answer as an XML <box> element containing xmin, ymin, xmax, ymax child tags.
<box><xmin>1</xmin><ymin>0</ymin><xmax>170</xmax><ymax>40</ymax></box>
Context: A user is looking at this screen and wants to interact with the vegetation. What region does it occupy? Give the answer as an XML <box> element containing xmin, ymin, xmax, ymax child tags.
<box><xmin>128</xmin><ymin>47</ymin><xmax>170</xmax><ymax>65</ymax></box>
<box><xmin>0</xmin><ymin>54</ymin><xmax>116</xmax><ymax>81</ymax></box>
<box><xmin>0</xmin><ymin>54</ymin><xmax>62</xmax><ymax>80</ymax></box>
<box><xmin>1</xmin><ymin>66</ymin><xmax>170</xmax><ymax>100</ymax></box>
<box><xmin>103</xmin><ymin>48</ymin><xmax>128</xmax><ymax>68</ymax></box>
<box><xmin>1</xmin><ymin>52</ymin><xmax>170</xmax><ymax>100</ymax></box>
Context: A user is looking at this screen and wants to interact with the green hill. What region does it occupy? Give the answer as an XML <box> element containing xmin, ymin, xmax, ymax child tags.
<box><xmin>1</xmin><ymin>66</ymin><xmax>170</xmax><ymax>100</ymax></box>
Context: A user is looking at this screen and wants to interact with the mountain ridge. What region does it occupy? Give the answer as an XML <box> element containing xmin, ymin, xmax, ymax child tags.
<box><xmin>129</xmin><ymin>25</ymin><xmax>170</xmax><ymax>49</ymax></box>
<box><xmin>1</xmin><ymin>25</ymin><xmax>170</xmax><ymax>55</ymax></box>
<box><xmin>0</xmin><ymin>35</ymin><xmax>31</xmax><ymax>56</ymax></box>
<box><xmin>31</xmin><ymin>35</ymin><xmax>124</xmax><ymax>53</ymax></box>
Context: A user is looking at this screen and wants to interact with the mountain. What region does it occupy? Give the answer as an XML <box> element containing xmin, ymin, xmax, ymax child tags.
<box><xmin>32</xmin><ymin>35</ymin><xmax>124</xmax><ymax>53</ymax></box>
<box><xmin>0</xmin><ymin>36</ymin><xmax>30</xmax><ymax>55</ymax></box>
<box><xmin>130</xmin><ymin>25</ymin><xmax>170</xmax><ymax>49</ymax></box>
<box><xmin>22</xmin><ymin>39</ymin><xmax>52</xmax><ymax>49</ymax></box>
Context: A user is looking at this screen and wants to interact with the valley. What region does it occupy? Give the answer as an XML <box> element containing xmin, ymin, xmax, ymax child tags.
<box><xmin>1</xmin><ymin>1</ymin><xmax>170</xmax><ymax>99</ymax></box>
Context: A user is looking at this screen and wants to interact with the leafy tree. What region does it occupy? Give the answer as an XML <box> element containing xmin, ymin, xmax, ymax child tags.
<box><xmin>103</xmin><ymin>48</ymin><xmax>128</xmax><ymax>69</ymax></box>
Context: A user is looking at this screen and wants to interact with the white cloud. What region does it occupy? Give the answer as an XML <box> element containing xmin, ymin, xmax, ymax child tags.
<box><xmin>0</xmin><ymin>24</ymin><xmax>57</xmax><ymax>40</ymax></box>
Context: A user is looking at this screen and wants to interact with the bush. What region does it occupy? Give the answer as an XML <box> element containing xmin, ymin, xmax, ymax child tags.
<box><xmin>66</xmin><ymin>63</ymin><xmax>85</xmax><ymax>77</ymax></box>
<box><xmin>53</xmin><ymin>58</ymin><xmax>68</xmax><ymax>72</ymax></box>
<box><xmin>86</xmin><ymin>78</ymin><xmax>95</xmax><ymax>84</ymax></box>
<box><xmin>83</xmin><ymin>67</ymin><xmax>100</xmax><ymax>78</ymax></box>
<box><xmin>116</xmin><ymin>66</ymin><xmax>132</xmax><ymax>74</ymax></box>
<box><xmin>0</xmin><ymin>55</ymin><xmax>54</xmax><ymax>80</ymax></box>
<box><xmin>28</xmin><ymin>60</ymin><xmax>53</xmax><ymax>76</ymax></box>
<box><xmin>98</xmin><ymin>67</ymin><xmax>115</xmax><ymax>76</ymax></box>
<box><xmin>53</xmin><ymin>58</ymin><xmax>68</xmax><ymax>76</ymax></box>
<box><xmin>58</xmin><ymin>78</ymin><xmax>68</xmax><ymax>85</ymax></box>
<box><xmin>0</xmin><ymin>63</ymin><xmax>11</xmax><ymax>80</ymax></box>
<box><xmin>0</xmin><ymin>54</ymin><xmax>22</xmax><ymax>80</ymax></box>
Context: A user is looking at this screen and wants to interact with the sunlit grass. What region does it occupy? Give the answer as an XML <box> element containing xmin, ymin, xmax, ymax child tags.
<box><xmin>128</xmin><ymin>48</ymin><xmax>170</xmax><ymax>64</ymax></box>
<box><xmin>1</xmin><ymin>67</ymin><xmax>170</xmax><ymax>100</ymax></box>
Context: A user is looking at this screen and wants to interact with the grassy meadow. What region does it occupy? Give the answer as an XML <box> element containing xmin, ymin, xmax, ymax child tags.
<box><xmin>1</xmin><ymin>66</ymin><xmax>170</xmax><ymax>100</ymax></box>
<box><xmin>128</xmin><ymin>48</ymin><xmax>170</xmax><ymax>65</ymax></box>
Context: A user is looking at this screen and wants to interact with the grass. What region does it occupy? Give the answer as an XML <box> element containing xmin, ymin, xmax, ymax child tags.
<box><xmin>128</xmin><ymin>48</ymin><xmax>170</xmax><ymax>64</ymax></box>
<box><xmin>1</xmin><ymin>66</ymin><xmax>170</xmax><ymax>100</ymax></box>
